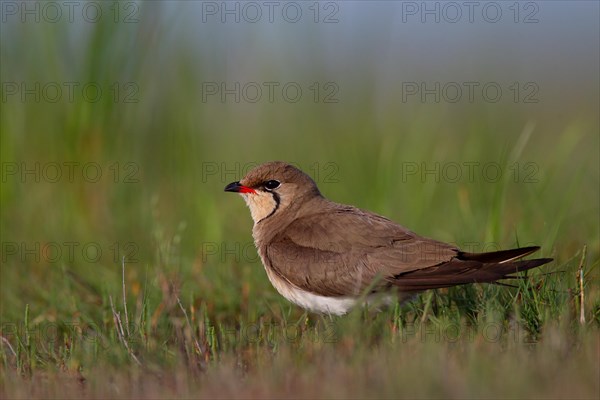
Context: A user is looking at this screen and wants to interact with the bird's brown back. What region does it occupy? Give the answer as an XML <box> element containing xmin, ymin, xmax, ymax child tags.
<box><xmin>256</xmin><ymin>197</ymin><xmax>459</xmax><ymax>297</ymax></box>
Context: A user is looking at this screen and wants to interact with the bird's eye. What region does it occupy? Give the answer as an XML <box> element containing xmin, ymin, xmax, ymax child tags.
<box><xmin>264</xmin><ymin>180</ymin><xmax>280</xmax><ymax>190</ymax></box>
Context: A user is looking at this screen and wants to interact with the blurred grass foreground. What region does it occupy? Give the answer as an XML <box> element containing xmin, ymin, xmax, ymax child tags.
<box><xmin>1</xmin><ymin>1</ymin><xmax>599</xmax><ymax>399</ymax></box>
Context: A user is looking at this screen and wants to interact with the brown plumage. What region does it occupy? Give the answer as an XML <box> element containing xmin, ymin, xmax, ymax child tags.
<box><xmin>224</xmin><ymin>161</ymin><xmax>552</xmax><ymax>315</ymax></box>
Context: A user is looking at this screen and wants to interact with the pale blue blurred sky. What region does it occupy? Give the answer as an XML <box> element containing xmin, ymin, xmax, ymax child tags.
<box><xmin>162</xmin><ymin>1</ymin><xmax>599</xmax><ymax>115</ymax></box>
<box><xmin>2</xmin><ymin>1</ymin><xmax>598</xmax><ymax>120</ymax></box>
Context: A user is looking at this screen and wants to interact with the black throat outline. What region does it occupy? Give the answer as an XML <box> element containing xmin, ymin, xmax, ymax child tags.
<box><xmin>257</xmin><ymin>192</ymin><xmax>280</xmax><ymax>224</ymax></box>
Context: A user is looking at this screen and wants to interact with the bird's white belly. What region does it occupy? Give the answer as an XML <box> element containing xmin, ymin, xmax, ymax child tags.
<box><xmin>263</xmin><ymin>266</ymin><xmax>395</xmax><ymax>315</ymax></box>
<box><xmin>263</xmin><ymin>267</ymin><xmax>355</xmax><ymax>315</ymax></box>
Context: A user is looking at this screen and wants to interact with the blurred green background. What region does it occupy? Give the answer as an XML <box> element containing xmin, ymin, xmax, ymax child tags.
<box><xmin>1</xmin><ymin>2</ymin><xmax>599</xmax><ymax>397</ymax></box>
<box><xmin>1</xmin><ymin>0</ymin><xmax>598</xmax><ymax>330</ymax></box>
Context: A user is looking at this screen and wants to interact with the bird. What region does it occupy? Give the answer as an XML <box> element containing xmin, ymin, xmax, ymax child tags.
<box><xmin>224</xmin><ymin>161</ymin><xmax>552</xmax><ymax>315</ymax></box>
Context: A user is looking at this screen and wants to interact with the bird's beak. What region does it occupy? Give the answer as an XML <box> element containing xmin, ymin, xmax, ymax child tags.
<box><xmin>224</xmin><ymin>181</ymin><xmax>256</xmax><ymax>194</ymax></box>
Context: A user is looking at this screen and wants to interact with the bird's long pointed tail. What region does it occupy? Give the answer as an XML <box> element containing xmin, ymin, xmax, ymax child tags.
<box><xmin>394</xmin><ymin>246</ymin><xmax>552</xmax><ymax>292</ymax></box>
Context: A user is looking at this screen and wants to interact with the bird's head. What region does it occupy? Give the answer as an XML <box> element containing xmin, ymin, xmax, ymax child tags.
<box><xmin>224</xmin><ymin>161</ymin><xmax>321</xmax><ymax>224</ymax></box>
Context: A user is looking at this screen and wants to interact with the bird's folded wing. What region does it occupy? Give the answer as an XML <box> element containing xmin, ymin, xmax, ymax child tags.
<box><xmin>263</xmin><ymin>206</ymin><xmax>459</xmax><ymax>297</ymax></box>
